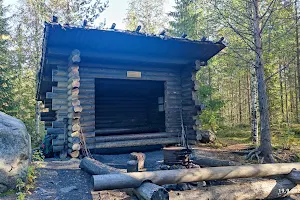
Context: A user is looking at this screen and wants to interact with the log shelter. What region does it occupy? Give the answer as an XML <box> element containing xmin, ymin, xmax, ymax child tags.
<box><xmin>37</xmin><ymin>21</ymin><xmax>225</xmax><ymax>157</ymax></box>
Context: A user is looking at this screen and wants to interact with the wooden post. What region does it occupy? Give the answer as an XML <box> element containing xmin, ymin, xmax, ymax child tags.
<box><xmin>67</xmin><ymin>49</ymin><xmax>82</xmax><ymax>158</ymax></box>
<box><xmin>127</xmin><ymin>160</ymin><xmax>138</xmax><ymax>172</ymax></box>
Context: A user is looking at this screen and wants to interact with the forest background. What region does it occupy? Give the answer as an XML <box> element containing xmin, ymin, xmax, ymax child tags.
<box><xmin>0</xmin><ymin>0</ymin><xmax>299</xmax><ymax>161</ymax></box>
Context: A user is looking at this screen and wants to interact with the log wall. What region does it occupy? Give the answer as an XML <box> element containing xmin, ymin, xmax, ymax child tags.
<box><xmin>41</xmin><ymin>54</ymin><xmax>200</xmax><ymax>154</ymax></box>
<box><xmin>180</xmin><ymin>62</ymin><xmax>199</xmax><ymax>143</ymax></box>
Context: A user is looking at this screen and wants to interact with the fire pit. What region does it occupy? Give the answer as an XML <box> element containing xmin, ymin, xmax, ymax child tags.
<box><xmin>163</xmin><ymin>146</ymin><xmax>192</xmax><ymax>166</ymax></box>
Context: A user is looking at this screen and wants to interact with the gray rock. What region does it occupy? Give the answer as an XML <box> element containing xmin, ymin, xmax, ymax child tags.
<box><xmin>35</xmin><ymin>187</ymin><xmax>50</xmax><ymax>195</ymax></box>
<box><xmin>60</xmin><ymin>186</ymin><xmax>77</xmax><ymax>193</ymax></box>
<box><xmin>0</xmin><ymin>112</ymin><xmax>31</xmax><ymax>193</ymax></box>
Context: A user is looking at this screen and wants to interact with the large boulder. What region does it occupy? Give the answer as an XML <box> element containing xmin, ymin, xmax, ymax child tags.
<box><xmin>0</xmin><ymin>112</ymin><xmax>31</xmax><ymax>193</ymax></box>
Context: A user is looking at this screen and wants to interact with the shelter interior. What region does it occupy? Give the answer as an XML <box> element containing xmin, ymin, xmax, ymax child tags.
<box><xmin>95</xmin><ymin>78</ymin><xmax>166</xmax><ymax>136</ymax></box>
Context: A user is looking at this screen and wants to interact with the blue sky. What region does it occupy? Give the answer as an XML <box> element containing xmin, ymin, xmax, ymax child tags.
<box><xmin>4</xmin><ymin>0</ymin><xmax>175</xmax><ymax>29</ymax></box>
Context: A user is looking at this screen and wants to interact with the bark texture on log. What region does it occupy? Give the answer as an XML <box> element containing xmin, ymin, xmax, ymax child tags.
<box><xmin>127</xmin><ymin>160</ymin><xmax>138</xmax><ymax>173</ymax></box>
<box><xmin>80</xmin><ymin>157</ymin><xmax>168</xmax><ymax>200</ymax></box>
<box><xmin>80</xmin><ymin>157</ymin><xmax>123</xmax><ymax>175</ymax></box>
<box><xmin>134</xmin><ymin>182</ymin><xmax>169</xmax><ymax>200</ymax></box>
<box><xmin>93</xmin><ymin>163</ymin><xmax>300</xmax><ymax>190</ymax></box>
<box><xmin>287</xmin><ymin>169</ymin><xmax>300</xmax><ymax>184</ymax></box>
<box><xmin>169</xmin><ymin>179</ymin><xmax>300</xmax><ymax>200</ymax></box>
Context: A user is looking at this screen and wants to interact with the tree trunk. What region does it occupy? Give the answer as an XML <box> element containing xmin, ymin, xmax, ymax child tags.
<box><xmin>295</xmin><ymin>0</ymin><xmax>300</xmax><ymax>122</ymax></box>
<box><xmin>169</xmin><ymin>179</ymin><xmax>300</xmax><ymax>200</ymax></box>
<box><xmin>250</xmin><ymin>67</ymin><xmax>258</xmax><ymax>145</ymax></box>
<box><xmin>285</xmin><ymin>69</ymin><xmax>289</xmax><ymax>123</ymax></box>
<box><xmin>280</xmin><ymin>65</ymin><xmax>285</xmax><ymax>121</ymax></box>
<box><xmin>247</xmin><ymin>71</ymin><xmax>251</xmax><ymax>125</ymax></box>
<box><xmin>253</xmin><ymin>0</ymin><xmax>273</xmax><ymax>162</ymax></box>
<box><xmin>294</xmin><ymin>66</ymin><xmax>299</xmax><ymax>123</ymax></box>
<box><xmin>238</xmin><ymin>78</ymin><xmax>242</xmax><ymax>123</ymax></box>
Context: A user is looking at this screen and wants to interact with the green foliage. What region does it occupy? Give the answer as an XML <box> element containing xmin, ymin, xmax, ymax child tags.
<box><xmin>124</xmin><ymin>0</ymin><xmax>166</xmax><ymax>33</ymax></box>
<box><xmin>197</xmin><ymin>67</ymin><xmax>225</xmax><ymax>132</ymax></box>
<box><xmin>15</xmin><ymin>163</ymin><xmax>39</xmax><ymax>199</ymax></box>
<box><xmin>32</xmin><ymin>150</ymin><xmax>45</xmax><ymax>162</ymax></box>
<box><xmin>0</xmin><ymin>0</ymin><xmax>108</xmax><ymax>148</ymax></box>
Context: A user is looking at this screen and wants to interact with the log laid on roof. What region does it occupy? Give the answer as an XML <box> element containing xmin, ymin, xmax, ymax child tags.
<box><xmin>169</xmin><ymin>178</ymin><xmax>300</xmax><ymax>200</ymax></box>
<box><xmin>93</xmin><ymin>163</ymin><xmax>300</xmax><ymax>190</ymax></box>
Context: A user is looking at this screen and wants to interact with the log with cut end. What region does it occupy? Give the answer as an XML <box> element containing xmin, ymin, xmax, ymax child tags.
<box><xmin>80</xmin><ymin>157</ymin><xmax>122</xmax><ymax>175</ymax></box>
<box><xmin>68</xmin><ymin>65</ymin><xmax>79</xmax><ymax>73</ymax></box>
<box><xmin>68</xmin><ymin>123</ymin><xmax>81</xmax><ymax>132</ymax></box>
<box><xmin>127</xmin><ymin>160</ymin><xmax>138</xmax><ymax>172</ymax></box>
<box><xmin>68</xmin><ymin>149</ymin><xmax>80</xmax><ymax>158</ymax></box>
<box><xmin>287</xmin><ymin>169</ymin><xmax>300</xmax><ymax>184</ymax></box>
<box><xmin>169</xmin><ymin>178</ymin><xmax>300</xmax><ymax>200</ymax></box>
<box><xmin>80</xmin><ymin>157</ymin><xmax>168</xmax><ymax>200</ymax></box>
<box><xmin>134</xmin><ymin>182</ymin><xmax>169</xmax><ymax>200</ymax></box>
<box><xmin>130</xmin><ymin>152</ymin><xmax>145</xmax><ymax>170</ymax></box>
<box><xmin>68</xmin><ymin>99</ymin><xmax>81</xmax><ymax>107</ymax></box>
<box><xmin>68</xmin><ymin>130</ymin><xmax>80</xmax><ymax>137</ymax></box>
<box><xmin>68</xmin><ymin>77</ymin><xmax>80</xmax><ymax>84</ymax></box>
<box><xmin>68</xmin><ymin>69</ymin><xmax>79</xmax><ymax>77</ymax></box>
<box><xmin>68</xmin><ymin>88</ymin><xmax>79</xmax><ymax>96</ymax></box>
<box><xmin>68</xmin><ymin>80</ymin><xmax>80</xmax><ymax>89</ymax></box>
<box><xmin>93</xmin><ymin>163</ymin><xmax>300</xmax><ymax>190</ymax></box>
<box><xmin>68</xmin><ymin>142</ymin><xmax>80</xmax><ymax>151</ymax></box>
<box><xmin>69</xmin><ymin>49</ymin><xmax>80</xmax><ymax>63</ymax></box>
<box><xmin>68</xmin><ymin>137</ymin><xmax>80</xmax><ymax>144</ymax></box>
<box><xmin>68</xmin><ymin>112</ymin><xmax>81</xmax><ymax>119</ymax></box>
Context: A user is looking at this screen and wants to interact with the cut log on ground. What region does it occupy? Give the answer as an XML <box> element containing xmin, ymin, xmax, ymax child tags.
<box><xmin>192</xmin><ymin>156</ymin><xmax>235</xmax><ymax>167</ymax></box>
<box><xmin>169</xmin><ymin>178</ymin><xmax>300</xmax><ymax>200</ymax></box>
<box><xmin>80</xmin><ymin>157</ymin><xmax>122</xmax><ymax>174</ymax></box>
<box><xmin>93</xmin><ymin>163</ymin><xmax>300</xmax><ymax>190</ymax></box>
<box><xmin>127</xmin><ymin>160</ymin><xmax>138</xmax><ymax>172</ymax></box>
<box><xmin>134</xmin><ymin>182</ymin><xmax>169</xmax><ymax>200</ymax></box>
<box><xmin>130</xmin><ymin>152</ymin><xmax>145</xmax><ymax>170</ymax></box>
<box><xmin>80</xmin><ymin>157</ymin><xmax>168</xmax><ymax>200</ymax></box>
<box><xmin>287</xmin><ymin>169</ymin><xmax>300</xmax><ymax>184</ymax></box>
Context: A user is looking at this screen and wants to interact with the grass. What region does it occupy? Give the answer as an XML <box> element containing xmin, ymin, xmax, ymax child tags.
<box><xmin>215</xmin><ymin>123</ymin><xmax>300</xmax><ymax>153</ymax></box>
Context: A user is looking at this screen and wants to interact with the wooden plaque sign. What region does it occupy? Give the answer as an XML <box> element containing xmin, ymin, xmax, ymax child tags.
<box><xmin>127</xmin><ymin>71</ymin><xmax>141</xmax><ymax>78</ymax></box>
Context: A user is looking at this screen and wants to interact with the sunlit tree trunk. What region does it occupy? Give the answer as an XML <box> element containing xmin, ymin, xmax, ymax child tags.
<box><xmin>253</xmin><ymin>0</ymin><xmax>273</xmax><ymax>162</ymax></box>
<box><xmin>250</xmin><ymin>66</ymin><xmax>258</xmax><ymax>145</ymax></box>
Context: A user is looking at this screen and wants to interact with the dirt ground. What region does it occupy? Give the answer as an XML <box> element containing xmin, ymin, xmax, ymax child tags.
<box><xmin>1</xmin><ymin>145</ymin><xmax>298</xmax><ymax>200</ymax></box>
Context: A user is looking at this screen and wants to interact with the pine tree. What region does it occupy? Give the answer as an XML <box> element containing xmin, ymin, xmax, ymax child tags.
<box><xmin>0</xmin><ymin>0</ymin><xmax>14</xmax><ymax>113</ymax></box>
